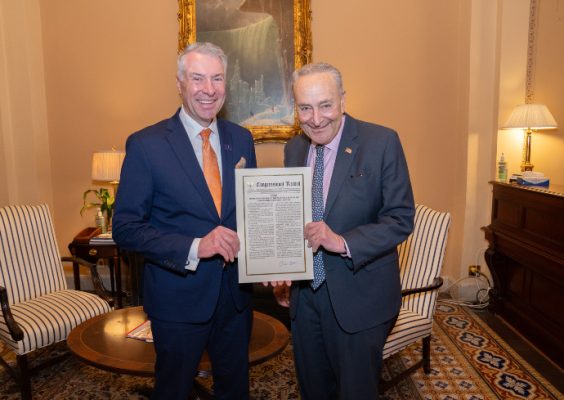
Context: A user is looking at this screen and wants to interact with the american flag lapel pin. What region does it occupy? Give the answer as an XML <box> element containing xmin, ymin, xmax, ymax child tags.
<box><xmin>345</xmin><ymin>147</ymin><xmax>352</xmax><ymax>154</ymax></box>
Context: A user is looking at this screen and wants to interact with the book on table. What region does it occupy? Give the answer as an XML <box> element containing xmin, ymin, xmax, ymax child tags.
<box><xmin>126</xmin><ymin>320</ymin><xmax>153</xmax><ymax>342</ymax></box>
<box><xmin>89</xmin><ymin>232</ymin><xmax>115</xmax><ymax>245</ymax></box>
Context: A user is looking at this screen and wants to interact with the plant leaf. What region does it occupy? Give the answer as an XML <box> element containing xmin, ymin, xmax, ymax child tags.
<box><xmin>80</xmin><ymin>201</ymin><xmax>102</xmax><ymax>216</ymax></box>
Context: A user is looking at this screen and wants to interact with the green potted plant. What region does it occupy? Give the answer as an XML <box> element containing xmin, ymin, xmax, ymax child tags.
<box><xmin>81</xmin><ymin>188</ymin><xmax>115</xmax><ymax>230</ymax></box>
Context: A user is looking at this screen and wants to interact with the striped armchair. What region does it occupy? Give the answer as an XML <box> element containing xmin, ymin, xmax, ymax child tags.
<box><xmin>381</xmin><ymin>204</ymin><xmax>451</xmax><ymax>391</ymax></box>
<box><xmin>0</xmin><ymin>204</ymin><xmax>112</xmax><ymax>400</ymax></box>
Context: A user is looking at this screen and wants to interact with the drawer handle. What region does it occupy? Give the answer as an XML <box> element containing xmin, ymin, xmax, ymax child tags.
<box><xmin>89</xmin><ymin>249</ymin><xmax>98</xmax><ymax>256</ymax></box>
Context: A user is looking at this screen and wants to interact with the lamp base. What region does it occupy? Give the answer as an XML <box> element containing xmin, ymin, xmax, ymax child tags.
<box><xmin>520</xmin><ymin>129</ymin><xmax>534</xmax><ymax>172</ymax></box>
<box><xmin>520</xmin><ymin>162</ymin><xmax>534</xmax><ymax>172</ymax></box>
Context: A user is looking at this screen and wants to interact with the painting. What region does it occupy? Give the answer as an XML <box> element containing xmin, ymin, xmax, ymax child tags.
<box><xmin>178</xmin><ymin>0</ymin><xmax>312</xmax><ymax>142</ymax></box>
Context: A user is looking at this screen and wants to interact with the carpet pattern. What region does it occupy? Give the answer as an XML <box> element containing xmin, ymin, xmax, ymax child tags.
<box><xmin>1</xmin><ymin>304</ymin><xmax>561</xmax><ymax>399</ymax></box>
<box><xmin>428</xmin><ymin>303</ymin><xmax>562</xmax><ymax>399</ymax></box>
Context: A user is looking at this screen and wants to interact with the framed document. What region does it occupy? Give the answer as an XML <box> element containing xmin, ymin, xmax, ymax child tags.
<box><xmin>235</xmin><ymin>167</ymin><xmax>313</xmax><ymax>283</ymax></box>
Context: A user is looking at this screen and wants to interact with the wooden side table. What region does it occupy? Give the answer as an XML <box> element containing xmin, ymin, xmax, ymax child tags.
<box><xmin>68</xmin><ymin>227</ymin><xmax>124</xmax><ymax>308</ymax></box>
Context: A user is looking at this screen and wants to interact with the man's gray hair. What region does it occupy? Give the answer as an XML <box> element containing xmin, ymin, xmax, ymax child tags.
<box><xmin>291</xmin><ymin>62</ymin><xmax>344</xmax><ymax>94</ymax></box>
<box><xmin>177</xmin><ymin>42</ymin><xmax>228</xmax><ymax>81</ymax></box>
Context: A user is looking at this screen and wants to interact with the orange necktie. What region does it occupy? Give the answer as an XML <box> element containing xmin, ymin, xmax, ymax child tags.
<box><xmin>200</xmin><ymin>128</ymin><xmax>222</xmax><ymax>216</ymax></box>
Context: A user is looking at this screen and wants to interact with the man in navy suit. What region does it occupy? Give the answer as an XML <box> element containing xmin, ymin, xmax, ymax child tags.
<box><xmin>275</xmin><ymin>62</ymin><xmax>414</xmax><ymax>399</ymax></box>
<box><xmin>112</xmin><ymin>42</ymin><xmax>256</xmax><ymax>399</ymax></box>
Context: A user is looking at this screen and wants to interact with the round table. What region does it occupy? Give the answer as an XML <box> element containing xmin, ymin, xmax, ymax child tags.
<box><xmin>67</xmin><ymin>306</ymin><xmax>289</xmax><ymax>376</ymax></box>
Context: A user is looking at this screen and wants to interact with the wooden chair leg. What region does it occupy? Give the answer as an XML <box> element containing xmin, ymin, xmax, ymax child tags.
<box><xmin>17</xmin><ymin>354</ymin><xmax>32</xmax><ymax>400</ymax></box>
<box><xmin>379</xmin><ymin>335</ymin><xmax>433</xmax><ymax>394</ymax></box>
<box><xmin>422</xmin><ymin>335</ymin><xmax>431</xmax><ymax>374</ymax></box>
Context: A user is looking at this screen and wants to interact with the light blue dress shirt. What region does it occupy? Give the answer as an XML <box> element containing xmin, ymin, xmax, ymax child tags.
<box><xmin>179</xmin><ymin>106</ymin><xmax>223</xmax><ymax>271</ymax></box>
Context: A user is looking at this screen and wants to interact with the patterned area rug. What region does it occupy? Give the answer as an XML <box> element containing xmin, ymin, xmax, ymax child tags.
<box><xmin>425</xmin><ymin>303</ymin><xmax>562</xmax><ymax>400</ymax></box>
<box><xmin>1</xmin><ymin>304</ymin><xmax>561</xmax><ymax>399</ymax></box>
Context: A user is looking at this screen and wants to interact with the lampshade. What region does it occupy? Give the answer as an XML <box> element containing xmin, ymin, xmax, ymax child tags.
<box><xmin>502</xmin><ymin>103</ymin><xmax>558</xmax><ymax>130</ymax></box>
<box><xmin>91</xmin><ymin>150</ymin><xmax>125</xmax><ymax>183</ymax></box>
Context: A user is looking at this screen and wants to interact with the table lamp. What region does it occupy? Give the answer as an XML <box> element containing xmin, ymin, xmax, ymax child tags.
<box><xmin>91</xmin><ymin>149</ymin><xmax>125</xmax><ymax>194</ymax></box>
<box><xmin>502</xmin><ymin>103</ymin><xmax>558</xmax><ymax>172</ymax></box>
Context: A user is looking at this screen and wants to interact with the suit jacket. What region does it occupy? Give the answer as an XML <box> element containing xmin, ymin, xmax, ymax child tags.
<box><xmin>112</xmin><ymin>109</ymin><xmax>257</xmax><ymax>323</ymax></box>
<box><xmin>285</xmin><ymin>114</ymin><xmax>414</xmax><ymax>333</ymax></box>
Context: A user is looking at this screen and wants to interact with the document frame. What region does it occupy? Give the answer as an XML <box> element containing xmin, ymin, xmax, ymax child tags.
<box><xmin>235</xmin><ymin>167</ymin><xmax>313</xmax><ymax>283</ymax></box>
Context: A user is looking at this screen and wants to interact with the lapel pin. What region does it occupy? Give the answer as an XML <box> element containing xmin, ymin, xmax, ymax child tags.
<box><xmin>345</xmin><ymin>147</ymin><xmax>352</xmax><ymax>154</ymax></box>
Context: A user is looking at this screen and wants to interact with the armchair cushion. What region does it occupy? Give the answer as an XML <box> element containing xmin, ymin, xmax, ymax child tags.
<box><xmin>0</xmin><ymin>289</ymin><xmax>111</xmax><ymax>355</ymax></box>
<box><xmin>383</xmin><ymin>307</ymin><xmax>433</xmax><ymax>358</ymax></box>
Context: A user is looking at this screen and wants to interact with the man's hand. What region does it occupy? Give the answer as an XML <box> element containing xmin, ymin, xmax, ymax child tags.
<box><xmin>304</xmin><ymin>221</ymin><xmax>345</xmax><ymax>253</ymax></box>
<box><xmin>261</xmin><ymin>280</ymin><xmax>292</xmax><ymax>287</ymax></box>
<box><xmin>261</xmin><ymin>281</ymin><xmax>292</xmax><ymax>307</ymax></box>
<box><xmin>273</xmin><ymin>284</ymin><xmax>291</xmax><ymax>308</ymax></box>
<box><xmin>198</xmin><ymin>226</ymin><xmax>240</xmax><ymax>262</ymax></box>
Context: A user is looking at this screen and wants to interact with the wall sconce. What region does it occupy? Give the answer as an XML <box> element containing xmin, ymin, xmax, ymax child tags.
<box><xmin>92</xmin><ymin>148</ymin><xmax>125</xmax><ymax>194</ymax></box>
<box><xmin>502</xmin><ymin>103</ymin><xmax>558</xmax><ymax>172</ymax></box>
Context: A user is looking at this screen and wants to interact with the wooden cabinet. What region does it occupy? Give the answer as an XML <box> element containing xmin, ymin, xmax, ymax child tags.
<box><xmin>483</xmin><ymin>182</ymin><xmax>564</xmax><ymax>367</ymax></box>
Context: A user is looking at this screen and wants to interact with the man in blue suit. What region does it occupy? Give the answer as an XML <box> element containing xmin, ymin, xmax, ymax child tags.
<box><xmin>112</xmin><ymin>42</ymin><xmax>256</xmax><ymax>399</ymax></box>
<box><xmin>276</xmin><ymin>62</ymin><xmax>415</xmax><ymax>399</ymax></box>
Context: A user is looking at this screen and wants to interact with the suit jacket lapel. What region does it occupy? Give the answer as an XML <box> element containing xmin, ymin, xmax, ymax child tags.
<box><xmin>325</xmin><ymin>115</ymin><xmax>358</xmax><ymax>217</ymax></box>
<box><xmin>288</xmin><ymin>135</ymin><xmax>310</xmax><ymax>167</ymax></box>
<box><xmin>165</xmin><ymin>112</ymin><xmax>218</xmax><ymax>219</ymax></box>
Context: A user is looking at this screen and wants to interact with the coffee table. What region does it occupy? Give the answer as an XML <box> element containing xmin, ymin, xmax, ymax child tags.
<box><xmin>67</xmin><ymin>306</ymin><xmax>290</xmax><ymax>377</ymax></box>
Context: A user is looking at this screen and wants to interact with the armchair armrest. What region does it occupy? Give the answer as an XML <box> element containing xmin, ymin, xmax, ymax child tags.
<box><xmin>401</xmin><ymin>277</ymin><xmax>443</xmax><ymax>297</ymax></box>
<box><xmin>0</xmin><ymin>285</ymin><xmax>24</xmax><ymax>341</ymax></box>
<box><xmin>61</xmin><ymin>256</ymin><xmax>114</xmax><ymax>308</ymax></box>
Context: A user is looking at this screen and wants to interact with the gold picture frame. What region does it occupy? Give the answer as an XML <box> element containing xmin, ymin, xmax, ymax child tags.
<box><xmin>178</xmin><ymin>0</ymin><xmax>312</xmax><ymax>143</ymax></box>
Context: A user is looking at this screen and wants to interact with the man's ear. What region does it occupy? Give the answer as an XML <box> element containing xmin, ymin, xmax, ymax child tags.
<box><xmin>176</xmin><ymin>78</ymin><xmax>182</xmax><ymax>94</ymax></box>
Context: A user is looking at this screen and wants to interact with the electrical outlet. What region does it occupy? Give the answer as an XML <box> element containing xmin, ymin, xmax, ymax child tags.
<box><xmin>468</xmin><ymin>265</ymin><xmax>481</xmax><ymax>276</ymax></box>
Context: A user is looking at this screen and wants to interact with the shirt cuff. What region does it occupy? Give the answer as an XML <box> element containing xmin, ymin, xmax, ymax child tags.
<box><xmin>340</xmin><ymin>235</ymin><xmax>351</xmax><ymax>258</ymax></box>
<box><xmin>185</xmin><ymin>238</ymin><xmax>201</xmax><ymax>271</ymax></box>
